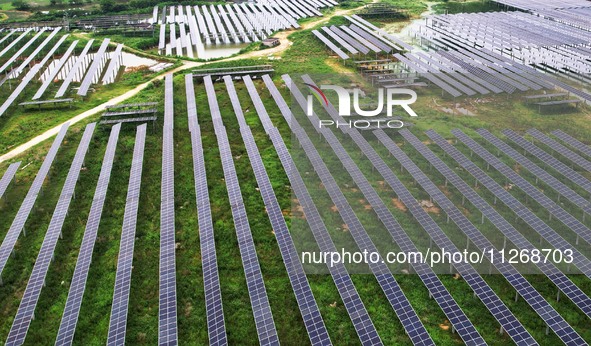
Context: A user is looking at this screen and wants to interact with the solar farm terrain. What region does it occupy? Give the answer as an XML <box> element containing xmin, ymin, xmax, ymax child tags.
<box><xmin>0</xmin><ymin>0</ymin><xmax>591</xmax><ymax>345</ymax></box>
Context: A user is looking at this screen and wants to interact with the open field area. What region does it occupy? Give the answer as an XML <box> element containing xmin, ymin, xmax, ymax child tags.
<box><xmin>0</xmin><ymin>0</ymin><xmax>591</xmax><ymax>345</ymax></box>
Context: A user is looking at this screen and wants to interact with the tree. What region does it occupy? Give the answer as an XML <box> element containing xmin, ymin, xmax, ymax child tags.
<box><xmin>12</xmin><ymin>0</ymin><xmax>31</xmax><ymax>10</ymax></box>
<box><xmin>99</xmin><ymin>0</ymin><xmax>115</xmax><ymax>12</ymax></box>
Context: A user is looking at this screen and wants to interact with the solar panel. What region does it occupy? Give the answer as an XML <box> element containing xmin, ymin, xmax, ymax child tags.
<box><xmin>320</xmin><ymin>27</ymin><xmax>358</xmax><ymax>54</ymax></box>
<box><xmin>55</xmin><ymin>123</ymin><xmax>121</xmax><ymax>346</ymax></box>
<box><xmin>376</xmin><ymin>129</ymin><xmax>584</xmax><ymax>343</ymax></box>
<box><xmin>393</xmin><ymin>53</ymin><xmax>463</xmax><ymax>97</ymax></box>
<box><xmin>272</xmin><ymin>77</ymin><xmax>439</xmax><ymax>345</ymax></box>
<box><xmin>343</xmin><ymin>16</ymin><xmax>401</xmax><ymax>51</ymax></box>
<box><xmin>184</xmin><ymin>74</ymin><xmax>227</xmax><ymax>345</ymax></box>
<box><xmin>427</xmin><ymin>130</ymin><xmax>591</xmax><ymax>280</ymax></box>
<box><xmin>348</xmin><ymin>24</ymin><xmax>392</xmax><ymax>52</ymax></box>
<box><xmin>0</xmin><ymin>30</ymin><xmax>16</xmax><ymax>47</ymax></box>
<box><xmin>263</xmin><ymin>76</ymin><xmax>382</xmax><ymax>346</ymax></box>
<box><xmin>103</xmin><ymin>109</ymin><xmax>157</xmax><ymax>117</ymax></box>
<box><xmin>0</xmin><ymin>162</ymin><xmax>20</xmax><ymax>199</ymax></box>
<box><xmin>100</xmin><ymin>117</ymin><xmax>157</xmax><ymax>125</ymax></box>
<box><xmin>33</xmin><ymin>40</ymin><xmax>79</xmax><ymax>100</ymax></box>
<box><xmin>159</xmin><ymin>25</ymin><xmax>166</xmax><ymax>50</ymax></box>
<box><xmin>329</xmin><ymin>26</ymin><xmax>370</xmax><ymax>55</ymax></box>
<box><xmin>0</xmin><ymin>29</ymin><xmax>46</xmax><ymax>74</ymax></box>
<box><xmin>102</xmin><ymin>44</ymin><xmax>124</xmax><ymax>85</ymax></box>
<box><xmin>77</xmin><ymin>39</ymin><xmax>111</xmax><ymax>96</ymax></box>
<box><xmin>338</xmin><ymin>25</ymin><xmax>381</xmax><ymax>53</ymax></box>
<box><xmin>11</xmin><ymin>28</ymin><xmax>62</xmax><ymax>79</ymax></box>
<box><xmin>527</xmin><ymin>129</ymin><xmax>591</xmax><ymax>172</ymax></box>
<box><xmin>453</xmin><ymin>129</ymin><xmax>591</xmax><ymax>250</ymax></box>
<box><xmin>349</xmin><ymin>15</ymin><xmax>413</xmax><ymax>51</ymax></box>
<box><xmin>478</xmin><ymin>128</ymin><xmax>591</xmax><ymax>218</ymax></box>
<box><xmin>203</xmin><ymin>75</ymin><xmax>279</xmax><ymax>345</ymax></box>
<box><xmin>0</xmin><ymin>33</ymin><xmax>70</xmax><ymax>117</ymax></box>
<box><xmin>159</xmin><ymin>74</ymin><xmax>178</xmax><ymax>346</ymax></box>
<box><xmin>230</xmin><ymin>76</ymin><xmax>332</xmax><ymax>345</ymax></box>
<box><xmin>502</xmin><ymin>129</ymin><xmax>591</xmax><ymax>196</ymax></box>
<box><xmin>6</xmin><ymin>123</ymin><xmax>96</xmax><ymax>346</ymax></box>
<box><xmin>297</xmin><ymin>75</ymin><xmax>487</xmax><ymax>346</ymax></box>
<box><xmin>552</xmin><ymin>130</ymin><xmax>591</xmax><ymax>158</ymax></box>
<box><xmin>56</xmin><ymin>39</ymin><xmax>95</xmax><ymax>98</ymax></box>
<box><xmin>0</xmin><ymin>29</ymin><xmax>32</xmax><ymax>60</ymax></box>
<box><xmin>0</xmin><ymin>123</ymin><xmax>69</xmax><ymax>284</ymax></box>
<box><xmin>106</xmin><ymin>124</ymin><xmax>146</xmax><ymax>346</ymax></box>
<box><xmin>311</xmin><ymin>30</ymin><xmax>349</xmax><ymax>60</ymax></box>
<box><xmin>402</xmin><ymin>53</ymin><xmax>477</xmax><ymax>96</ymax></box>
<box><xmin>401</xmin><ymin>128</ymin><xmax>591</xmax><ymax>324</ymax></box>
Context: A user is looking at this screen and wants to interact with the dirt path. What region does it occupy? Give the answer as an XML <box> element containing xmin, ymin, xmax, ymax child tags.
<box><xmin>0</xmin><ymin>5</ymin><xmax>366</xmax><ymax>163</ymax></box>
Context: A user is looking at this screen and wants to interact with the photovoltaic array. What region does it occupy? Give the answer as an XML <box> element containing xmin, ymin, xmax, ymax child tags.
<box><xmin>159</xmin><ymin>74</ymin><xmax>179</xmax><ymax>345</ymax></box>
<box><xmin>7</xmin><ymin>123</ymin><xmax>96</xmax><ymax>346</ymax></box>
<box><xmin>204</xmin><ymin>75</ymin><xmax>279</xmax><ymax>345</ymax></box>
<box><xmin>185</xmin><ymin>74</ymin><xmax>227</xmax><ymax>345</ymax></box>
<box><xmin>106</xmin><ymin>124</ymin><xmax>147</xmax><ymax>346</ymax></box>
<box><xmin>56</xmin><ymin>123</ymin><xmax>122</xmax><ymax>346</ymax></box>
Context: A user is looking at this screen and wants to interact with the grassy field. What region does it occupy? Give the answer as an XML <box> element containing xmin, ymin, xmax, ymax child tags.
<box><xmin>0</xmin><ymin>1</ymin><xmax>591</xmax><ymax>345</ymax></box>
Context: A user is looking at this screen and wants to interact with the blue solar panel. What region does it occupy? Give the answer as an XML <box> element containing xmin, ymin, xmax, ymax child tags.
<box><xmin>453</xmin><ymin>129</ymin><xmax>591</xmax><ymax>250</ymax></box>
<box><xmin>478</xmin><ymin>129</ymin><xmax>591</xmax><ymax>225</ymax></box>
<box><xmin>273</xmin><ymin>78</ymin><xmax>437</xmax><ymax>345</ymax></box>
<box><xmin>204</xmin><ymin>75</ymin><xmax>279</xmax><ymax>345</ymax></box>
<box><xmin>6</xmin><ymin>123</ymin><xmax>96</xmax><ymax>346</ymax></box>
<box><xmin>527</xmin><ymin>129</ymin><xmax>591</xmax><ymax>172</ymax></box>
<box><xmin>106</xmin><ymin>124</ymin><xmax>146</xmax><ymax>346</ymax></box>
<box><xmin>297</xmin><ymin>74</ymin><xmax>487</xmax><ymax>346</ymax></box>
<box><xmin>0</xmin><ymin>123</ymin><xmax>69</xmax><ymax>285</ymax></box>
<box><xmin>235</xmin><ymin>75</ymin><xmax>333</xmax><ymax>346</ymax></box>
<box><xmin>552</xmin><ymin>130</ymin><xmax>591</xmax><ymax>159</ymax></box>
<box><xmin>378</xmin><ymin>128</ymin><xmax>586</xmax><ymax>342</ymax></box>
<box><xmin>0</xmin><ymin>162</ymin><xmax>20</xmax><ymax>200</ymax></box>
<box><xmin>159</xmin><ymin>74</ymin><xmax>178</xmax><ymax>346</ymax></box>
<box><xmin>185</xmin><ymin>74</ymin><xmax>227</xmax><ymax>346</ymax></box>
<box><xmin>427</xmin><ymin>130</ymin><xmax>591</xmax><ymax>282</ymax></box>
<box><xmin>503</xmin><ymin>129</ymin><xmax>591</xmax><ymax>195</ymax></box>
<box><xmin>56</xmin><ymin>123</ymin><xmax>121</xmax><ymax>346</ymax></box>
<box><xmin>263</xmin><ymin>76</ymin><xmax>382</xmax><ymax>346</ymax></box>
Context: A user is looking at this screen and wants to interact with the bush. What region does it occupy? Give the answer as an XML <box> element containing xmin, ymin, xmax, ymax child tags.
<box><xmin>12</xmin><ymin>0</ymin><xmax>32</xmax><ymax>10</ymax></box>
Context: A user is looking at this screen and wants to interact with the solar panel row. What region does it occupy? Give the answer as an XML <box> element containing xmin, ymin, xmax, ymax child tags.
<box><xmin>106</xmin><ymin>124</ymin><xmax>146</xmax><ymax>346</ymax></box>
<box><xmin>56</xmin><ymin>40</ymin><xmax>95</xmax><ymax>98</ymax></box>
<box><xmin>56</xmin><ymin>123</ymin><xmax>121</xmax><ymax>346</ymax></box>
<box><xmin>159</xmin><ymin>74</ymin><xmax>178</xmax><ymax>346</ymax></box>
<box><xmin>298</xmin><ymin>74</ymin><xmax>486</xmax><ymax>346</ymax></box>
<box><xmin>427</xmin><ymin>130</ymin><xmax>591</xmax><ymax>281</ymax></box>
<box><xmin>237</xmin><ymin>75</ymin><xmax>333</xmax><ymax>345</ymax></box>
<box><xmin>453</xmin><ymin>129</ymin><xmax>591</xmax><ymax>251</ymax></box>
<box><xmin>376</xmin><ymin>128</ymin><xmax>584</xmax><ymax>344</ymax></box>
<box><xmin>6</xmin><ymin>123</ymin><xmax>96</xmax><ymax>346</ymax></box>
<box><xmin>502</xmin><ymin>130</ymin><xmax>591</xmax><ymax>200</ymax></box>
<box><xmin>33</xmin><ymin>40</ymin><xmax>79</xmax><ymax>100</ymax></box>
<box><xmin>279</xmin><ymin>78</ymin><xmax>437</xmax><ymax>346</ymax></box>
<box><xmin>551</xmin><ymin>130</ymin><xmax>591</xmax><ymax>159</ymax></box>
<box><xmin>0</xmin><ymin>28</ymin><xmax>47</xmax><ymax>74</ymax></box>
<box><xmin>78</xmin><ymin>39</ymin><xmax>111</xmax><ymax>96</ymax></box>
<box><xmin>401</xmin><ymin>129</ymin><xmax>591</xmax><ymax>323</ymax></box>
<box><xmin>311</xmin><ymin>30</ymin><xmax>349</xmax><ymax>60</ymax></box>
<box><xmin>478</xmin><ymin>129</ymin><xmax>591</xmax><ymax>222</ymax></box>
<box><xmin>184</xmin><ymin>74</ymin><xmax>227</xmax><ymax>346</ymax></box>
<box><xmin>0</xmin><ymin>123</ymin><xmax>69</xmax><ymax>284</ymax></box>
<box><xmin>527</xmin><ymin>129</ymin><xmax>591</xmax><ymax>172</ymax></box>
<box><xmin>204</xmin><ymin>75</ymin><xmax>279</xmax><ymax>345</ymax></box>
<box><xmin>0</xmin><ymin>162</ymin><xmax>20</xmax><ymax>200</ymax></box>
<box><xmin>263</xmin><ymin>76</ymin><xmax>382</xmax><ymax>346</ymax></box>
<box><xmin>0</xmin><ymin>34</ymin><xmax>69</xmax><ymax>117</ymax></box>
